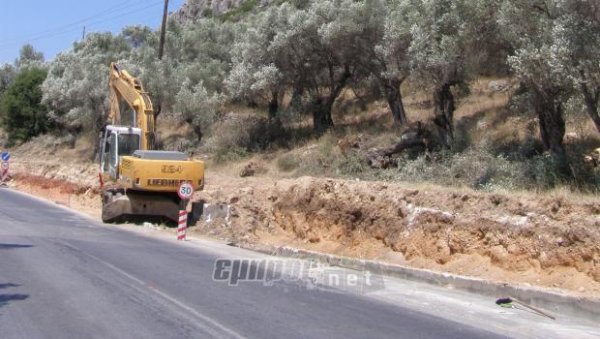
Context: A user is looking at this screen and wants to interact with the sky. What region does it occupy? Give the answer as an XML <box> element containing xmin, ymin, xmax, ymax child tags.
<box><xmin>0</xmin><ymin>0</ymin><xmax>186</xmax><ymax>64</ymax></box>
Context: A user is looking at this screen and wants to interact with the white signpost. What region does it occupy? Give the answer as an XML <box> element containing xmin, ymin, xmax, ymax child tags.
<box><xmin>177</xmin><ymin>182</ymin><xmax>194</xmax><ymax>241</ymax></box>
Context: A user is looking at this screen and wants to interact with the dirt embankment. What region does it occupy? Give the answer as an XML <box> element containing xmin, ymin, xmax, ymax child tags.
<box><xmin>199</xmin><ymin>175</ymin><xmax>600</xmax><ymax>296</ymax></box>
<box><xmin>9</xmin><ymin>152</ymin><xmax>101</xmax><ymax>218</ymax></box>
<box><xmin>8</xmin><ymin>155</ymin><xmax>600</xmax><ymax>297</ymax></box>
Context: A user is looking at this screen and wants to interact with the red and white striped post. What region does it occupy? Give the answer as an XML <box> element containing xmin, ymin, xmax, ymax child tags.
<box><xmin>1</xmin><ymin>165</ymin><xmax>8</xmax><ymax>182</ymax></box>
<box><xmin>177</xmin><ymin>182</ymin><xmax>194</xmax><ymax>241</ymax></box>
<box><xmin>1</xmin><ymin>160</ymin><xmax>9</xmax><ymax>184</ymax></box>
<box><xmin>177</xmin><ymin>210</ymin><xmax>187</xmax><ymax>241</ymax></box>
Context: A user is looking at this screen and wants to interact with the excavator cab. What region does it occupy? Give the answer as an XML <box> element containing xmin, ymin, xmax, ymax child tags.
<box><xmin>100</xmin><ymin>125</ymin><xmax>142</xmax><ymax>180</ymax></box>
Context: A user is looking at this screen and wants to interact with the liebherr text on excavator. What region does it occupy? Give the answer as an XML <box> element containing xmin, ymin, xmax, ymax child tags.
<box><xmin>99</xmin><ymin>62</ymin><xmax>204</xmax><ymax>222</ymax></box>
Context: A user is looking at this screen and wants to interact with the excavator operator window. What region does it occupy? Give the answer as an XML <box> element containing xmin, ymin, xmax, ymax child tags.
<box><xmin>109</xmin><ymin>133</ymin><xmax>118</xmax><ymax>168</ymax></box>
<box><xmin>100</xmin><ymin>130</ymin><xmax>110</xmax><ymax>173</ymax></box>
<box><xmin>118</xmin><ymin>134</ymin><xmax>140</xmax><ymax>157</ymax></box>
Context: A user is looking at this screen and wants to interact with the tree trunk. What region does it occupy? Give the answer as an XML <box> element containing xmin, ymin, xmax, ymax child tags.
<box><xmin>154</xmin><ymin>103</ymin><xmax>162</xmax><ymax>120</ymax></box>
<box><xmin>184</xmin><ymin>117</ymin><xmax>203</xmax><ymax>142</ymax></box>
<box><xmin>581</xmin><ymin>83</ymin><xmax>600</xmax><ymax>134</ymax></box>
<box><xmin>268</xmin><ymin>90</ymin><xmax>278</xmax><ymax>120</ymax></box>
<box><xmin>383</xmin><ymin>78</ymin><xmax>407</xmax><ymax>127</ymax></box>
<box><xmin>311</xmin><ymin>65</ymin><xmax>352</xmax><ymax>135</ymax></box>
<box><xmin>192</xmin><ymin>125</ymin><xmax>203</xmax><ymax>142</ymax></box>
<box><xmin>351</xmin><ymin>87</ymin><xmax>368</xmax><ymax>112</ymax></box>
<box><xmin>433</xmin><ymin>83</ymin><xmax>455</xmax><ymax>148</ymax></box>
<box><xmin>532</xmin><ymin>88</ymin><xmax>570</xmax><ymax>176</ymax></box>
<box><xmin>312</xmin><ymin>97</ymin><xmax>335</xmax><ymax>135</ymax></box>
<box><xmin>290</xmin><ymin>86</ymin><xmax>303</xmax><ymax>111</ymax></box>
<box><xmin>90</xmin><ymin>105</ymin><xmax>106</xmax><ymax>162</ymax></box>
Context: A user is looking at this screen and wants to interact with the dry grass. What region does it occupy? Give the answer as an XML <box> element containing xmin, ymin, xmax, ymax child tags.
<box><xmin>13</xmin><ymin>77</ymin><xmax>597</xmax><ymax>196</ymax></box>
<box><xmin>206</xmin><ymin>77</ymin><xmax>600</xmax><ymax>195</ymax></box>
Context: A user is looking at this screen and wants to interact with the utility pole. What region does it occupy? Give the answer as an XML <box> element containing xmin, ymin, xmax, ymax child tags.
<box><xmin>155</xmin><ymin>0</ymin><xmax>169</xmax><ymax>122</ymax></box>
<box><xmin>82</xmin><ymin>26</ymin><xmax>86</xmax><ymax>41</ymax></box>
<box><xmin>158</xmin><ymin>0</ymin><xmax>169</xmax><ymax>60</ymax></box>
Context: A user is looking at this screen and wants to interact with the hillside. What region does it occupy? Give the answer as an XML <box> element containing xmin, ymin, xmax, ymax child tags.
<box><xmin>6</xmin><ymin>78</ymin><xmax>600</xmax><ymax>298</ymax></box>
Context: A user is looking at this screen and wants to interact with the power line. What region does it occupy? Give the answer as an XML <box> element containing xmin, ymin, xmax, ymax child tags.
<box><xmin>0</xmin><ymin>1</ymin><xmax>163</xmax><ymax>48</ymax></box>
<box><xmin>77</xmin><ymin>2</ymin><xmax>165</xmax><ymax>31</ymax></box>
<box><xmin>0</xmin><ymin>1</ymin><xmax>164</xmax><ymax>52</ymax></box>
<box><xmin>0</xmin><ymin>0</ymin><xmax>140</xmax><ymax>45</ymax></box>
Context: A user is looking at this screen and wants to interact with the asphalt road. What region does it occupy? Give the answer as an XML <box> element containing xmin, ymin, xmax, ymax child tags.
<box><xmin>0</xmin><ymin>188</ymin><xmax>595</xmax><ymax>338</ymax></box>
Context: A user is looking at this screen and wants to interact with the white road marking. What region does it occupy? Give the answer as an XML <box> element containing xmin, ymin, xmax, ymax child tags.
<box><xmin>57</xmin><ymin>241</ymin><xmax>247</xmax><ymax>339</ymax></box>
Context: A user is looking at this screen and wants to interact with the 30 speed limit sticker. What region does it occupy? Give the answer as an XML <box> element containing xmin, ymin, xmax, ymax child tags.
<box><xmin>178</xmin><ymin>182</ymin><xmax>194</xmax><ymax>200</ymax></box>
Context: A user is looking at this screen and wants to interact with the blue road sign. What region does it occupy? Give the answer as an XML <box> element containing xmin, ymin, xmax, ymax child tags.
<box><xmin>1</xmin><ymin>151</ymin><xmax>9</xmax><ymax>162</ymax></box>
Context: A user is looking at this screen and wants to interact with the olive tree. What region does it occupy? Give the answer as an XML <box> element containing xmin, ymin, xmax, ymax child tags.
<box><xmin>180</xmin><ymin>18</ymin><xmax>235</xmax><ymax>93</ymax></box>
<box><xmin>408</xmin><ymin>0</ymin><xmax>470</xmax><ymax>148</ymax></box>
<box><xmin>42</xmin><ymin>32</ymin><xmax>132</xmax><ymax>157</ymax></box>
<box><xmin>15</xmin><ymin>44</ymin><xmax>45</xmax><ymax>69</ymax></box>
<box><xmin>557</xmin><ymin>1</ymin><xmax>600</xmax><ymax>134</ymax></box>
<box><xmin>174</xmin><ymin>79</ymin><xmax>222</xmax><ymax>141</ymax></box>
<box><xmin>499</xmin><ymin>0</ymin><xmax>573</xmax><ymax>174</ymax></box>
<box><xmin>371</xmin><ymin>0</ymin><xmax>414</xmax><ymax>126</ymax></box>
<box><xmin>268</xmin><ymin>1</ymin><xmax>369</xmax><ymax>134</ymax></box>
<box><xmin>225</xmin><ymin>5</ymin><xmax>290</xmax><ymax>118</ymax></box>
<box><xmin>0</xmin><ymin>64</ymin><xmax>16</xmax><ymax>96</ymax></box>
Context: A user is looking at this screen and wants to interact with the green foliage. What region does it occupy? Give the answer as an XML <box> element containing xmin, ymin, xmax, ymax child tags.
<box><xmin>42</xmin><ymin>32</ymin><xmax>132</xmax><ymax>136</ymax></box>
<box><xmin>498</xmin><ymin>1</ymin><xmax>571</xmax><ymax>93</ymax></box>
<box><xmin>174</xmin><ymin>80</ymin><xmax>222</xmax><ymax>140</ymax></box>
<box><xmin>0</xmin><ymin>67</ymin><xmax>49</xmax><ymax>144</ymax></box>
<box><xmin>221</xmin><ymin>0</ymin><xmax>259</xmax><ymax>22</ymax></box>
<box><xmin>225</xmin><ymin>4</ymin><xmax>289</xmax><ymax>106</ymax></box>
<box><xmin>37</xmin><ymin>0</ymin><xmax>514</xmax><ymax>138</ymax></box>
<box><xmin>335</xmin><ymin>152</ymin><xmax>367</xmax><ymax>176</ymax></box>
<box><xmin>213</xmin><ymin>145</ymin><xmax>249</xmax><ymax>163</ymax></box>
<box><xmin>408</xmin><ymin>0</ymin><xmax>470</xmax><ymax>87</ymax></box>
<box><xmin>15</xmin><ymin>44</ymin><xmax>44</xmax><ymax>69</ymax></box>
<box><xmin>0</xmin><ymin>64</ymin><xmax>16</xmax><ymax>96</ymax></box>
<box><xmin>205</xmin><ymin>113</ymin><xmax>286</xmax><ymax>158</ymax></box>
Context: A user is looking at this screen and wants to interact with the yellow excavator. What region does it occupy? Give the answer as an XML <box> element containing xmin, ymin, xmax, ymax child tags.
<box><xmin>99</xmin><ymin>63</ymin><xmax>204</xmax><ymax>223</ymax></box>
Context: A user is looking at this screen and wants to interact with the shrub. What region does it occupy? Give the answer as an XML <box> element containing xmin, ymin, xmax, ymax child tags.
<box><xmin>335</xmin><ymin>152</ymin><xmax>367</xmax><ymax>176</ymax></box>
<box><xmin>205</xmin><ymin>113</ymin><xmax>286</xmax><ymax>158</ymax></box>
<box><xmin>213</xmin><ymin>145</ymin><xmax>248</xmax><ymax>163</ymax></box>
<box><xmin>0</xmin><ymin>67</ymin><xmax>49</xmax><ymax>144</ymax></box>
<box><xmin>174</xmin><ymin>80</ymin><xmax>222</xmax><ymax>141</ymax></box>
<box><xmin>392</xmin><ymin>147</ymin><xmax>562</xmax><ymax>191</ymax></box>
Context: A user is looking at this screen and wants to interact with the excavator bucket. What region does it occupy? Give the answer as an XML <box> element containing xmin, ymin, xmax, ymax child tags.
<box><xmin>101</xmin><ymin>190</ymin><xmax>182</xmax><ymax>223</ymax></box>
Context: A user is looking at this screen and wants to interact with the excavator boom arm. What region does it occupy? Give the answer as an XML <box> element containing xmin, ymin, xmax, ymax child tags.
<box><xmin>107</xmin><ymin>63</ymin><xmax>156</xmax><ymax>150</ymax></box>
